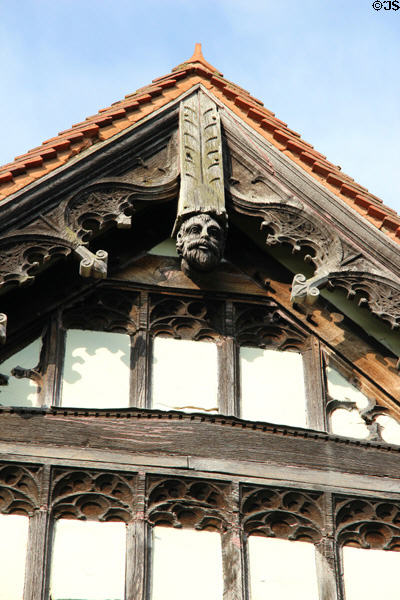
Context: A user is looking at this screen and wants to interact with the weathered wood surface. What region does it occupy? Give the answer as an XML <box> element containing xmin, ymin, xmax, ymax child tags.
<box><xmin>1</xmin><ymin>412</ymin><xmax>400</xmax><ymax>494</ymax></box>
<box><xmin>176</xmin><ymin>91</ymin><xmax>225</xmax><ymax>228</ymax></box>
<box><xmin>113</xmin><ymin>255</ymin><xmax>264</xmax><ymax>296</ymax></box>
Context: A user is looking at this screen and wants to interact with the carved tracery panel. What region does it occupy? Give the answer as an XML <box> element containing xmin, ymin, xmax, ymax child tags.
<box><xmin>0</xmin><ymin>463</ymin><xmax>41</xmax><ymax>516</ymax></box>
<box><xmin>241</xmin><ymin>485</ymin><xmax>323</xmax><ymax>543</ymax></box>
<box><xmin>234</xmin><ymin>301</ymin><xmax>307</xmax><ymax>351</ymax></box>
<box><xmin>336</xmin><ymin>496</ymin><xmax>400</xmax><ymax>551</ymax></box>
<box><xmin>62</xmin><ymin>288</ymin><xmax>139</xmax><ymax>334</ymax></box>
<box><xmin>147</xmin><ymin>476</ymin><xmax>229</xmax><ymax>531</ymax></box>
<box><xmin>149</xmin><ymin>295</ymin><xmax>223</xmax><ymax>341</ymax></box>
<box><xmin>51</xmin><ymin>468</ymin><xmax>136</xmax><ymax>523</ymax></box>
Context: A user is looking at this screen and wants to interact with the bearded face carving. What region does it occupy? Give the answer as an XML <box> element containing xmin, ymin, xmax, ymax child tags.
<box><xmin>176</xmin><ymin>213</ymin><xmax>226</xmax><ymax>273</ymax></box>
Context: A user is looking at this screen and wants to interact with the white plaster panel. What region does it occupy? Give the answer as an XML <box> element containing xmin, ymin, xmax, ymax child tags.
<box><xmin>61</xmin><ymin>330</ymin><xmax>130</xmax><ymax>408</ymax></box>
<box><xmin>50</xmin><ymin>519</ymin><xmax>126</xmax><ymax>600</ymax></box>
<box><xmin>151</xmin><ymin>337</ymin><xmax>218</xmax><ymax>413</ymax></box>
<box><xmin>343</xmin><ymin>546</ymin><xmax>400</xmax><ymax>599</ymax></box>
<box><xmin>240</xmin><ymin>348</ymin><xmax>307</xmax><ymax>427</ymax></box>
<box><xmin>151</xmin><ymin>526</ymin><xmax>223</xmax><ymax>600</ymax></box>
<box><xmin>248</xmin><ymin>536</ymin><xmax>318</xmax><ymax>599</ymax></box>
<box><xmin>0</xmin><ymin>514</ymin><xmax>28</xmax><ymax>600</ymax></box>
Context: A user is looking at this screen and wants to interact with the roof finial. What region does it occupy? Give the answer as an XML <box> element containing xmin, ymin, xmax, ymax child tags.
<box><xmin>189</xmin><ymin>43</ymin><xmax>205</xmax><ymax>63</ymax></box>
<box><xmin>172</xmin><ymin>43</ymin><xmax>223</xmax><ymax>76</ymax></box>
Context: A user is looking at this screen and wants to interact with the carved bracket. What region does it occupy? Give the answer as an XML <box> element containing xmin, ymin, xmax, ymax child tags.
<box><xmin>11</xmin><ymin>365</ymin><xmax>42</xmax><ymax>387</ymax></box>
<box><xmin>76</xmin><ymin>246</ymin><xmax>108</xmax><ymax>279</ymax></box>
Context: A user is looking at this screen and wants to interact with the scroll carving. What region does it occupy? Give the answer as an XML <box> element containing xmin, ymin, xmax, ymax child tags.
<box><xmin>241</xmin><ymin>485</ymin><xmax>323</xmax><ymax>543</ymax></box>
<box><xmin>0</xmin><ymin>463</ymin><xmax>40</xmax><ymax>516</ymax></box>
<box><xmin>147</xmin><ymin>477</ymin><xmax>229</xmax><ymax>531</ymax></box>
<box><xmin>76</xmin><ymin>247</ymin><xmax>108</xmax><ymax>279</ymax></box>
<box><xmin>51</xmin><ymin>469</ymin><xmax>136</xmax><ymax>522</ymax></box>
<box><xmin>234</xmin><ymin>301</ymin><xmax>307</xmax><ymax>351</ymax></box>
<box><xmin>336</xmin><ymin>496</ymin><xmax>400</xmax><ymax>550</ymax></box>
<box><xmin>149</xmin><ymin>295</ymin><xmax>223</xmax><ymax>341</ymax></box>
<box><xmin>62</xmin><ymin>289</ymin><xmax>138</xmax><ymax>334</ymax></box>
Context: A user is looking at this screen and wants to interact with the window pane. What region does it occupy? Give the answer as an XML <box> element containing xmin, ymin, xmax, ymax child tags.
<box><xmin>0</xmin><ymin>338</ymin><xmax>41</xmax><ymax>407</ymax></box>
<box><xmin>151</xmin><ymin>337</ymin><xmax>218</xmax><ymax>413</ymax></box>
<box><xmin>50</xmin><ymin>519</ymin><xmax>126</xmax><ymax>600</ymax></box>
<box><xmin>0</xmin><ymin>514</ymin><xmax>29</xmax><ymax>600</ymax></box>
<box><xmin>240</xmin><ymin>348</ymin><xmax>307</xmax><ymax>427</ymax></box>
<box><xmin>151</xmin><ymin>527</ymin><xmax>223</xmax><ymax>600</ymax></box>
<box><xmin>343</xmin><ymin>546</ymin><xmax>400</xmax><ymax>599</ymax></box>
<box><xmin>326</xmin><ymin>366</ymin><xmax>369</xmax><ymax>439</ymax></box>
<box><xmin>248</xmin><ymin>536</ymin><xmax>318</xmax><ymax>599</ymax></box>
<box><xmin>61</xmin><ymin>330</ymin><xmax>130</xmax><ymax>408</ymax></box>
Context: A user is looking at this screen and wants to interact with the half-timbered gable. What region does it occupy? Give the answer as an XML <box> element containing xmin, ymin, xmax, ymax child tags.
<box><xmin>0</xmin><ymin>45</ymin><xmax>400</xmax><ymax>600</ymax></box>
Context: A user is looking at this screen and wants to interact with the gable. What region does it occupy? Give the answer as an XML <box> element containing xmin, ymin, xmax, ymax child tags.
<box><xmin>2</xmin><ymin>49</ymin><xmax>400</xmax><ymax>600</ymax></box>
<box><xmin>0</xmin><ymin>49</ymin><xmax>398</xmax><ymax>439</ymax></box>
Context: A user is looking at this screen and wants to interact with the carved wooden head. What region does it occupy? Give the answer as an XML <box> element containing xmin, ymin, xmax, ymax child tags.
<box><xmin>176</xmin><ymin>213</ymin><xmax>226</xmax><ymax>273</ymax></box>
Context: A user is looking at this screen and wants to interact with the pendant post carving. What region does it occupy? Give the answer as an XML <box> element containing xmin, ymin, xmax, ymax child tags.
<box><xmin>174</xmin><ymin>91</ymin><xmax>228</xmax><ymax>274</ymax></box>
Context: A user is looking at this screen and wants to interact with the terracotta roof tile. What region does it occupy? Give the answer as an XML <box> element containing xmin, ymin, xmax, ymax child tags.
<box><xmin>1</xmin><ymin>43</ymin><xmax>399</xmax><ymax>242</ymax></box>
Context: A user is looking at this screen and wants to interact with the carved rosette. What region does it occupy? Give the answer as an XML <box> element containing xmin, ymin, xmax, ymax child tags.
<box><xmin>51</xmin><ymin>469</ymin><xmax>136</xmax><ymax>522</ymax></box>
<box><xmin>241</xmin><ymin>486</ymin><xmax>323</xmax><ymax>543</ymax></box>
<box><xmin>147</xmin><ymin>477</ymin><xmax>229</xmax><ymax>531</ymax></box>
<box><xmin>336</xmin><ymin>497</ymin><xmax>400</xmax><ymax>550</ymax></box>
<box><xmin>62</xmin><ymin>289</ymin><xmax>139</xmax><ymax>334</ymax></box>
<box><xmin>149</xmin><ymin>295</ymin><xmax>223</xmax><ymax>341</ymax></box>
<box><xmin>234</xmin><ymin>302</ymin><xmax>307</xmax><ymax>351</ymax></box>
<box><xmin>0</xmin><ymin>463</ymin><xmax>41</xmax><ymax>516</ymax></box>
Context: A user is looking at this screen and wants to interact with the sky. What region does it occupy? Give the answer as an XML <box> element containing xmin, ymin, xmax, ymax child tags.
<box><xmin>0</xmin><ymin>0</ymin><xmax>399</xmax><ymax>213</ymax></box>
